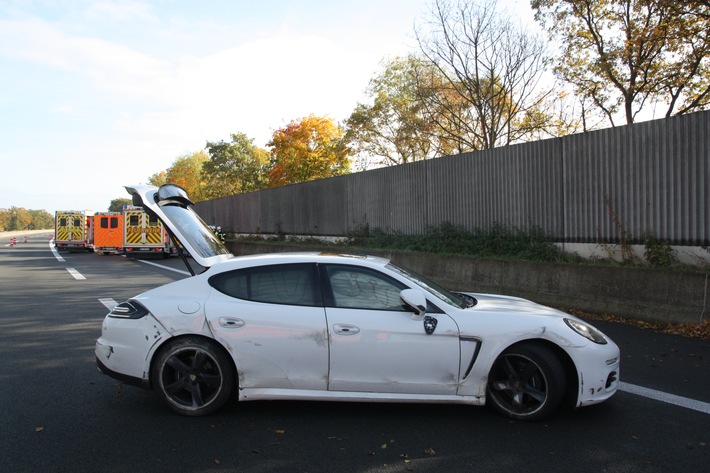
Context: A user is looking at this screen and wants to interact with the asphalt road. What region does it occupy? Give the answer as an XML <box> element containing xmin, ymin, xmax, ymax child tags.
<box><xmin>1</xmin><ymin>232</ymin><xmax>708</xmax><ymax>473</ymax></box>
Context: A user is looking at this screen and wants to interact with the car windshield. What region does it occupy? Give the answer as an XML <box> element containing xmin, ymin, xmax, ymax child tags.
<box><xmin>159</xmin><ymin>204</ymin><xmax>231</xmax><ymax>259</ymax></box>
<box><xmin>386</xmin><ymin>262</ymin><xmax>468</xmax><ymax>309</ymax></box>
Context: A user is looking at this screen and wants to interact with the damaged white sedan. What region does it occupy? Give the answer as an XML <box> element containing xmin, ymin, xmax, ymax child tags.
<box><xmin>96</xmin><ymin>184</ymin><xmax>620</xmax><ymax>421</ymax></box>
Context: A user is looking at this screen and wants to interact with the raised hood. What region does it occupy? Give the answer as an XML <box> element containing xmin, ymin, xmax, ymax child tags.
<box><xmin>124</xmin><ymin>184</ymin><xmax>233</xmax><ymax>269</ymax></box>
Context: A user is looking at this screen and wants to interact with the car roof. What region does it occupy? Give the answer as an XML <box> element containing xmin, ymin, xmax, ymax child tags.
<box><xmin>214</xmin><ymin>252</ymin><xmax>392</xmax><ymax>269</ymax></box>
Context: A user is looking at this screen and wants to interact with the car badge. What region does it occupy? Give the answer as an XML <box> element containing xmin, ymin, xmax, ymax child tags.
<box><xmin>423</xmin><ymin>316</ymin><xmax>438</xmax><ymax>335</ymax></box>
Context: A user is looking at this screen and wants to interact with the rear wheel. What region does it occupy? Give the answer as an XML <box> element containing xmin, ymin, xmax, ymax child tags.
<box><xmin>152</xmin><ymin>338</ymin><xmax>235</xmax><ymax>416</ymax></box>
<box><xmin>487</xmin><ymin>343</ymin><xmax>565</xmax><ymax>421</ymax></box>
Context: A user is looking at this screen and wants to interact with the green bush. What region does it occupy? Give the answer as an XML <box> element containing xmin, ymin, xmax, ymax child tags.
<box><xmin>346</xmin><ymin>222</ymin><xmax>570</xmax><ymax>262</ymax></box>
<box><xmin>643</xmin><ymin>233</ymin><xmax>677</xmax><ymax>267</ymax></box>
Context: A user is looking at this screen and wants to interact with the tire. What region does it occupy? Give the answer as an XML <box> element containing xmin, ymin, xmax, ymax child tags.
<box><xmin>486</xmin><ymin>343</ymin><xmax>566</xmax><ymax>421</ymax></box>
<box><xmin>151</xmin><ymin>338</ymin><xmax>235</xmax><ymax>416</ymax></box>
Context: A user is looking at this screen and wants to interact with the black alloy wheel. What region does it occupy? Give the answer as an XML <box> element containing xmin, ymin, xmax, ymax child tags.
<box><xmin>152</xmin><ymin>337</ymin><xmax>235</xmax><ymax>416</ymax></box>
<box><xmin>487</xmin><ymin>343</ymin><xmax>566</xmax><ymax>421</ymax></box>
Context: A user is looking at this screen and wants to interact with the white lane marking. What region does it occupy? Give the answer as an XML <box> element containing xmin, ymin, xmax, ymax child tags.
<box><xmin>49</xmin><ymin>239</ymin><xmax>66</xmax><ymax>262</ymax></box>
<box><xmin>66</xmin><ymin>267</ymin><xmax>86</xmax><ymax>280</ymax></box>
<box><xmin>99</xmin><ymin>298</ymin><xmax>118</xmax><ymax>311</ymax></box>
<box><xmin>619</xmin><ymin>382</ymin><xmax>710</xmax><ymax>415</ymax></box>
<box><xmin>136</xmin><ymin>259</ymin><xmax>191</xmax><ymax>276</ymax></box>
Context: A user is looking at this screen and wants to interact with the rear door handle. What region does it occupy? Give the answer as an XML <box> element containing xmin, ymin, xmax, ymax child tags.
<box><xmin>219</xmin><ymin>317</ymin><xmax>245</xmax><ymax>328</ymax></box>
<box><xmin>333</xmin><ymin>324</ymin><xmax>360</xmax><ymax>335</ymax></box>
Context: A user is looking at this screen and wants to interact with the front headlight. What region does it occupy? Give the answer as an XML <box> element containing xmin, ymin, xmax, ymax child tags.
<box><xmin>109</xmin><ymin>300</ymin><xmax>149</xmax><ymax>319</ymax></box>
<box><xmin>564</xmin><ymin>318</ymin><xmax>608</xmax><ymax>344</ymax></box>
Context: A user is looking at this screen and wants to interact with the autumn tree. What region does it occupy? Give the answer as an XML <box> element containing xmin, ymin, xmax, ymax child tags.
<box><xmin>268</xmin><ymin>115</ymin><xmax>350</xmax><ymax>187</ymax></box>
<box><xmin>532</xmin><ymin>0</ymin><xmax>710</xmax><ymax>125</ymax></box>
<box><xmin>415</xmin><ymin>0</ymin><xmax>552</xmax><ymax>151</ymax></box>
<box><xmin>203</xmin><ymin>132</ymin><xmax>269</xmax><ymax>199</ymax></box>
<box><xmin>345</xmin><ymin>55</ymin><xmax>451</xmax><ymax>168</ymax></box>
<box><xmin>0</xmin><ymin>207</ymin><xmax>40</xmax><ymax>230</ymax></box>
<box><xmin>155</xmin><ymin>151</ymin><xmax>209</xmax><ymax>202</ymax></box>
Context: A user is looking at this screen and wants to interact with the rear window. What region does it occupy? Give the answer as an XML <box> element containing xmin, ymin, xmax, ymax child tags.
<box><xmin>210</xmin><ymin>264</ymin><xmax>317</xmax><ymax>306</ymax></box>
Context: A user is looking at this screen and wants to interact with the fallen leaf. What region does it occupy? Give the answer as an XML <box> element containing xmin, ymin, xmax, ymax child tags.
<box><xmin>214</xmin><ymin>459</ymin><xmax>221</xmax><ymax>465</ymax></box>
<box><xmin>35</xmin><ymin>427</ymin><xmax>44</xmax><ymax>433</ymax></box>
<box><xmin>424</xmin><ymin>447</ymin><xmax>436</xmax><ymax>456</ymax></box>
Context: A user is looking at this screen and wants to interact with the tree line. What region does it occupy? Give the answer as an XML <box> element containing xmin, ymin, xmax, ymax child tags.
<box><xmin>0</xmin><ymin>207</ymin><xmax>54</xmax><ymax>231</ymax></box>
<box><xmin>140</xmin><ymin>0</ymin><xmax>710</xmax><ymax>204</ymax></box>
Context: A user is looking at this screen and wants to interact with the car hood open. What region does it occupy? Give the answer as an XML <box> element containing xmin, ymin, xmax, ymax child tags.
<box><xmin>124</xmin><ymin>183</ymin><xmax>233</xmax><ymax>269</ymax></box>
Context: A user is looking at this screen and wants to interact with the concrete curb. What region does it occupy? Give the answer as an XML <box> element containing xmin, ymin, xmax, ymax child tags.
<box><xmin>227</xmin><ymin>241</ymin><xmax>708</xmax><ymax>325</ymax></box>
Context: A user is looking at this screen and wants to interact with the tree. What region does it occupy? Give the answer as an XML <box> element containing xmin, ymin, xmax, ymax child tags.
<box><xmin>203</xmin><ymin>132</ymin><xmax>270</xmax><ymax>199</ymax></box>
<box><xmin>415</xmin><ymin>0</ymin><xmax>552</xmax><ymax>151</ymax></box>
<box><xmin>158</xmin><ymin>151</ymin><xmax>209</xmax><ymax>202</ymax></box>
<box><xmin>0</xmin><ymin>207</ymin><xmax>32</xmax><ymax>231</ymax></box>
<box><xmin>27</xmin><ymin>209</ymin><xmax>53</xmax><ymax>229</ymax></box>
<box><xmin>108</xmin><ymin>198</ymin><xmax>132</xmax><ymax>212</ymax></box>
<box><xmin>344</xmin><ymin>55</ymin><xmax>451</xmax><ymax>168</ymax></box>
<box><xmin>147</xmin><ymin>170</ymin><xmax>168</xmax><ymax>187</ymax></box>
<box><xmin>268</xmin><ymin>115</ymin><xmax>350</xmax><ymax>187</ymax></box>
<box><xmin>532</xmin><ymin>0</ymin><xmax>710</xmax><ymax>125</ymax></box>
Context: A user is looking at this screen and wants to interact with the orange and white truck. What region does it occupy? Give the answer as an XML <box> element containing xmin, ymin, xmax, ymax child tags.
<box><xmin>93</xmin><ymin>212</ymin><xmax>124</xmax><ymax>254</ymax></box>
<box><xmin>54</xmin><ymin>210</ymin><xmax>93</xmax><ymax>251</ymax></box>
<box><xmin>123</xmin><ymin>205</ymin><xmax>171</xmax><ymax>257</ymax></box>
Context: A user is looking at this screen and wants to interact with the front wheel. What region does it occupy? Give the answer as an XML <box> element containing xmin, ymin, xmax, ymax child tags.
<box><xmin>487</xmin><ymin>343</ymin><xmax>566</xmax><ymax>421</ymax></box>
<box><xmin>151</xmin><ymin>338</ymin><xmax>235</xmax><ymax>416</ymax></box>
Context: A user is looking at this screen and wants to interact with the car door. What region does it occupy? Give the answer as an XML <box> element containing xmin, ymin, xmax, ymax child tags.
<box><xmin>205</xmin><ymin>263</ymin><xmax>329</xmax><ymax>391</ymax></box>
<box><xmin>323</xmin><ymin>264</ymin><xmax>461</xmax><ymax>395</ymax></box>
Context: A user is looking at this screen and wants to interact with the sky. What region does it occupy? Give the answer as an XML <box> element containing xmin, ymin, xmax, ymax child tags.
<box><xmin>0</xmin><ymin>0</ymin><xmax>535</xmax><ymax>213</ymax></box>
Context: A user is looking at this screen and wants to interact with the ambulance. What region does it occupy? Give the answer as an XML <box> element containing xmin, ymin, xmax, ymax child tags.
<box><xmin>122</xmin><ymin>205</ymin><xmax>171</xmax><ymax>257</ymax></box>
<box><xmin>54</xmin><ymin>210</ymin><xmax>93</xmax><ymax>251</ymax></box>
<box><xmin>93</xmin><ymin>212</ymin><xmax>124</xmax><ymax>254</ymax></box>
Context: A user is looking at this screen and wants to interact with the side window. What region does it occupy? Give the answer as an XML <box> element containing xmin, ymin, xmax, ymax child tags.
<box><xmin>148</xmin><ymin>214</ymin><xmax>159</xmax><ymax>226</ymax></box>
<box><xmin>110</xmin><ymin>217</ymin><xmax>119</xmax><ymax>229</ymax></box>
<box><xmin>325</xmin><ymin>265</ymin><xmax>407</xmax><ymax>311</ymax></box>
<box><xmin>100</xmin><ymin>217</ymin><xmax>109</xmax><ymax>229</ymax></box>
<box><xmin>129</xmin><ymin>215</ymin><xmax>139</xmax><ymax>226</ymax></box>
<box><xmin>210</xmin><ymin>264</ymin><xmax>317</xmax><ymax>307</ymax></box>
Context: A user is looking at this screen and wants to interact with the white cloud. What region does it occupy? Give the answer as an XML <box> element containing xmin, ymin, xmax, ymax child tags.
<box><xmin>0</xmin><ymin>0</ymin><xmax>431</xmax><ymax>211</ymax></box>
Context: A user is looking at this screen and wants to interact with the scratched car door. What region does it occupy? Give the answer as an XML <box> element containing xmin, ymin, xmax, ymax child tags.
<box><xmin>323</xmin><ymin>264</ymin><xmax>460</xmax><ymax>395</ymax></box>
<box><xmin>205</xmin><ymin>263</ymin><xmax>329</xmax><ymax>391</ymax></box>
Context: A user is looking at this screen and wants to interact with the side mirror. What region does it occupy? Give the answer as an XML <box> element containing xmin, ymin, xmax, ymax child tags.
<box><xmin>400</xmin><ymin>289</ymin><xmax>427</xmax><ymax>320</ymax></box>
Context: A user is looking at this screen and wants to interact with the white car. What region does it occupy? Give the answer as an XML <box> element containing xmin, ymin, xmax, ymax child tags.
<box><xmin>96</xmin><ymin>184</ymin><xmax>620</xmax><ymax>421</ymax></box>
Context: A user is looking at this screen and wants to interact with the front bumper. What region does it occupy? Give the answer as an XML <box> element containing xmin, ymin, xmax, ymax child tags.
<box><xmin>574</xmin><ymin>340</ymin><xmax>621</xmax><ymax>407</ymax></box>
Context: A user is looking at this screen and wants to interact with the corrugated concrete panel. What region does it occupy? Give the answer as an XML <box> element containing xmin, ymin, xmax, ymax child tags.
<box><xmin>195</xmin><ymin>111</ymin><xmax>710</xmax><ymax>245</ymax></box>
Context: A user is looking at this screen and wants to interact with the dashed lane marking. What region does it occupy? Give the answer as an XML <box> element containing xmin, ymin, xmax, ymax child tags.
<box><xmin>135</xmin><ymin>259</ymin><xmax>191</xmax><ymax>276</ymax></box>
<box><xmin>99</xmin><ymin>298</ymin><xmax>118</xmax><ymax>311</ymax></box>
<box><xmin>619</xmin><ymin>382</ymin><xmax>710</xmax><ymax>414</ymax></box>
<box><xmin>66</xmin><ymin>267</ymin><xmax>86</xmax><ymax>280</ymax></box>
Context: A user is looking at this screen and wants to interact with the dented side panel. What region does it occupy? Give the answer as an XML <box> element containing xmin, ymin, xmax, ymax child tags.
<box><xmin>205</xmin><ymin>290</ymin><xmax>329</xmax><ymax>391</ymax></box>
